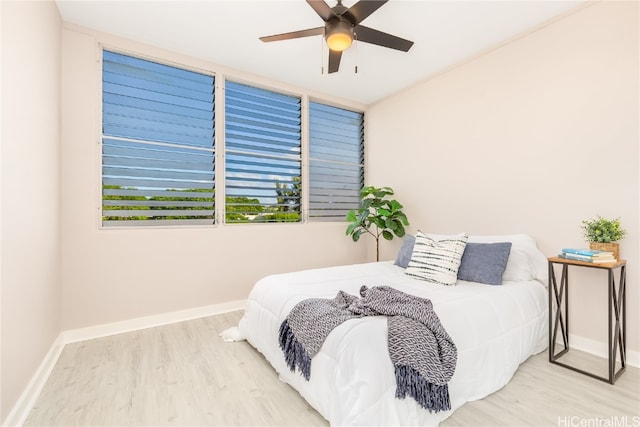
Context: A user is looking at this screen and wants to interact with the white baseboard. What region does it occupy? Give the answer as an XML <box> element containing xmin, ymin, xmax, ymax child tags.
<box><xmin>63</xmin><ymin>299</ymin><xmax>246</xmax><ymax>343</ymax></box>
<box><xmin>3</xmin><ymin>299</ymin><xmax>246</xmax><ymax>427</ymax></box>
<box><xmin>568</xmin><ymin>333</ymin><xmax>639</xmax><ymax>368</ymax></box>
<box><xmin>2</xmin><ymin>334</ymin><xmax>65</xmax><ymax>427</ymax></box>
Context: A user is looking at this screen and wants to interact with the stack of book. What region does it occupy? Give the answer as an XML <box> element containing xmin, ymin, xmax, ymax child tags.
<box><xmin>559</xmin><ymin>248</ymin><xmax>616</xmax><ymax>263</ymax></box>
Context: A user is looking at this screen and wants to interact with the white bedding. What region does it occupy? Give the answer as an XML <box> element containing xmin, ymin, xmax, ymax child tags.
<box><xmin>238</xmin><ymin>241</ymin><xmax>548</xmax><ymax>426</ymax></box>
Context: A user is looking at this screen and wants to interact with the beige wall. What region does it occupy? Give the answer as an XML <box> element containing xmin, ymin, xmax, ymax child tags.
<box><xmin>3</xmin><ymin>0</ymin><xmax>637</xmax><ymax>420</ymax></box>
<box><xmin>60</xmin><ymin>27</ymin><xmax>368</xmax><ymax>330</ymax></box>
<box><xmin>1</xmin><ymin>0</ymin><xmax>63</xmax><ymax>421</ymax></box>
<box><xmin>367</xmin><ymin>1</ymin><xmax>639</xmax><ymax>354</ymax></box>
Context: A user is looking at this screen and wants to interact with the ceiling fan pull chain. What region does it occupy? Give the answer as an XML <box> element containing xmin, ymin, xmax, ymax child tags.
<box><xmin>355</xmin><ymin>32</ymin><xmax>359</xmax><ymax>74</ymax></box>
<box><xmin>320</xmin><ymin>34</ymin><xmax>325</xmax><ymax>75</ymax></box>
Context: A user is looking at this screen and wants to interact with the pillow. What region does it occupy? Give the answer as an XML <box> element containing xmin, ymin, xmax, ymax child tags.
<box><xmin>394</xmin><ymin>234</ymin><xmax>415</xmax><ymax>268</ymax></box>
<box><xmin>405</xmin><ymin>231</ymin><xmax>468</xmax><ymax>286</ymax></box>
<box><xmin>457</xmin><ymin>242</ymin><xmax>512</xmax><ymax>285</ymax></box>
<box><xmin>467</xmin><ymin>234</ymin><xmax>548</xmax><ymax>286</ymax></box>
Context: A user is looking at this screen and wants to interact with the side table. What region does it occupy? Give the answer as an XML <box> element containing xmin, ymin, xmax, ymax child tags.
<box><xmin>547</xmin><ymin>257</ymin><xmax>626</xmax><ymax>384</ymax></box>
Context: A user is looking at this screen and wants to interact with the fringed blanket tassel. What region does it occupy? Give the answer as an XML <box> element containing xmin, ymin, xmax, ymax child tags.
<box><xmin>395</xmin><ymin>364</ymin><xmax>451</xmax><ymax>412</ymax></box>
<box><xmin>278</xmin><ymin>319</ymin><xmax>312</xmax><ymax>380</ymax></box>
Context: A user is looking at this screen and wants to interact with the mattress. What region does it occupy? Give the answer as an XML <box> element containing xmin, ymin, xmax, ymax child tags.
<box><xmin>238</xmin><ymin>254</ymin><xmax>548</xmax><ymax>426</ymax></box>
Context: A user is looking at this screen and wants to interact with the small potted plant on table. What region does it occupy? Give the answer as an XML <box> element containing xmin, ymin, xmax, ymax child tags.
<box><xmin>581</xmin><ymin>215</ymin><xmax>627</xmax><ymax>260</ymax></box>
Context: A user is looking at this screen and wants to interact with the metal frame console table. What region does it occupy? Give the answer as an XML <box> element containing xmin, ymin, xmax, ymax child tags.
<box><xmin>547</xmin><ymin>256</ymin><xmax>626</xmax><ymax>384</ymax></box>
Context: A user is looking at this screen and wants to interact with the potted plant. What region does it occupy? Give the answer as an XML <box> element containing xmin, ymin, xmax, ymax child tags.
<box><xmin>346</xmin><ymin>186</ymin><xmax>409</xmax><ymax>261</ymax></box>
<box><xmin>581</xmin><ymin>215</ymin><xmax>627</xmax><ymax>260</ymax></box>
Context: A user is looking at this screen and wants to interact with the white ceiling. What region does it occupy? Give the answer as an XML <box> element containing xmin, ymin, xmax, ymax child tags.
<box><xmin>55</xmin><ymin>0</ymin><xmax>586</xmax><ymax>105</ymax></box>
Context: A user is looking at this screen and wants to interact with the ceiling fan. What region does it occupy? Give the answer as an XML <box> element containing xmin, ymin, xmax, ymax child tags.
<box><xmin>259</xmin><ymin>0</ymin><xmax>414</xmax><ymax>74</ymax></box>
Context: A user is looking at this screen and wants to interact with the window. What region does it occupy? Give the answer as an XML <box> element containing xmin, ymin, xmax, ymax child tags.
<box><xmin>225</xmin><ymin>81</ymin><xmax>302</xmax><ymax>223</ymax></box>
<box><xmin>308</xmin><ymin>102</ymin><xmax>364</xmax><ymax>221</ymax></box>
<box><xmin>101</xmin><ymin>51</ymin><xmax>364</xmax><ymax>228</ymax></box>
<box><xmin>101</xmin><ymin>51</ymin><xmax>215</xmax><ymax>227</ymax></box>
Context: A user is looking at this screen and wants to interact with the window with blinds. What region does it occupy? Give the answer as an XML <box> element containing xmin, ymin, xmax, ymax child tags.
<box><xmin>101</xmin><ymin>51</ymin><xmax>215</xmax><ymax>227</ymax></box>
<box><xmin>308</xmin><ymin>102</ymin><xmax>364</xmax><ymax>221</ymax></box>
<box><xmin>225</xmin><ymin>81</ymin><xmax>302</xmax><ymax>223</ymax></box>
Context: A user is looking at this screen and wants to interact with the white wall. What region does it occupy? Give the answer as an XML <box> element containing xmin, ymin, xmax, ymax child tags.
<box><xmin>1</xmin><ymin>0</ymin><xmax>62</xmax><ymax>421</ymax></box>
<box><xmin>60</xmin><ymin>26</ymin><xmax>368</xmax><ymax>331</ymax></box>
<box><xmin>367</xmin><ymin>1</ymin><xmax>639</xmax><ymax>354</ymax></box>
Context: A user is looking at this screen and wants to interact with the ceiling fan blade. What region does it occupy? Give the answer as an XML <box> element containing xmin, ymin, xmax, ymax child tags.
<box><xmin>260</xmin><ymin>27</ymin><xmax>324</xmax><ymax>43</ymax></box>
<box><xmin>328</xmin><ymin>49</ymin><xmax>342</xmax><ymax>74</ymax></box>
<box><xmin>342</xmin><ymin>0</ymin><xmax>387</xmax><ymax>25</ymax></box>
<box><xmin>306</xmin><ymin>0</ymin><xmax>335</xmax><ymax>22</ymax></box>
<box><xmin>354</xmin><ymin>25</ymin><xmax>414</xmax><ymax>52</ymax></box>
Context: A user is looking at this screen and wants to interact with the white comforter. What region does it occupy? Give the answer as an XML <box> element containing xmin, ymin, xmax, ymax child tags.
<box><xmin>238</xmin><ymin>261</ymin><xmax>548</xmax><ymax>426</ymax></box>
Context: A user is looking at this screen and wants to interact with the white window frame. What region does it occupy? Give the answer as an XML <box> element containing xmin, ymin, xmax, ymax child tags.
<box><xmin>98</xmin><ymin>46</ymin><xmax>366</xmax><ymax>229</ymax></box>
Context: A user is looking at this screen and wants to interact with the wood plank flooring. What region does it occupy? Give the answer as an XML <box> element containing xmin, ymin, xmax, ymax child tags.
<box><xmin>25</xmin><ymin>311</ymin><xmax>639</xmax><ymax>426</ymax></box>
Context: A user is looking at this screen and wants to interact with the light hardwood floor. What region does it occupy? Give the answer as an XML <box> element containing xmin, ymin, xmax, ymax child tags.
<box><xmin>25</xmin><ymin>311</ymin><xmax>639</xmax><ymax>426</ymax></box>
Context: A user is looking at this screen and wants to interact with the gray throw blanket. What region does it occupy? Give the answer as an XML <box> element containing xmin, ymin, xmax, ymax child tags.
<box><xmin>278</xmin><ymin>285</ymin><xmax>457</xmax><ymax>413</ymax></box>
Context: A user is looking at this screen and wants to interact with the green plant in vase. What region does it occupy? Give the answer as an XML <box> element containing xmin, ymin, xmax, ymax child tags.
<box><xmin>346</xmin><ymin>186</ymin><xmax>409</xmax><ymax>261</ymax></box>
<box><xmin>581</xmin><ymin>215</ymin><xmax>626</xmax><ymax>260</ymax></box>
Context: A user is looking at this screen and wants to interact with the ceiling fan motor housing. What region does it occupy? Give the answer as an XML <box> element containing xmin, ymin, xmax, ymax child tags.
<box><xmin>325</xmin><ymin>18</ymin><xmax>354</xmax><ymax>51</ymax></box>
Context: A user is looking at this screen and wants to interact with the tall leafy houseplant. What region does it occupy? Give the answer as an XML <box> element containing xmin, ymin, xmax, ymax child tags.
<box><xmin>346</xmin><ymin>186</ymin><xmax>409</xmax><ymax>261</ymax></box>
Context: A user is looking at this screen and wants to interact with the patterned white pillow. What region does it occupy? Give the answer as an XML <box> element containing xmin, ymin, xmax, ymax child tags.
<box><xmin>405</xmin><ymin>231</ymin><xmax>468</xmax><ymax>286</ymax></box>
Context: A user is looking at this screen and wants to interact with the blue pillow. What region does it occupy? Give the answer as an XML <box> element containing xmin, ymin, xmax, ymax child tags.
<box><xmin>394</xmin><ymin>234</ymin><xmax>415</xmax><ymax>268</ymax></box>
<box><xmin>457</xmin><ymin>242</ymin><xmax>512</xmax><ymax>285</ymax></box>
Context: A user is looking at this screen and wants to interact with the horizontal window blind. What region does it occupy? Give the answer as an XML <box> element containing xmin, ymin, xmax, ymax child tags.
<box><xmin>225</xmin><ymin>81</ymin><xmax>302</xmax><ymax>223</ymax></box>
<box><xmin>309</xmin><ymin>102</ymin><xmax>364</xmax><ymax>221</ymax></box>
<box><xmin>102</xmin><ymin>51</ymin><xmax>215</xmax><ymax>227</ymax></box>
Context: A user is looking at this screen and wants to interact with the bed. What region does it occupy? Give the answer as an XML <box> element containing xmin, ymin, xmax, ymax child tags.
<box><xmin>236</xmin><ymin>234</ymin><xmax>549</xmax><ymax>426</ymax></box>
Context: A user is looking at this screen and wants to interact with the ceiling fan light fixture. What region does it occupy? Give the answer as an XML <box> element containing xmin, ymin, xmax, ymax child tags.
<box><xmin>325</xmin><ymin>20</ymin><xmax>353</xmax><ymax>52</ymax></box>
